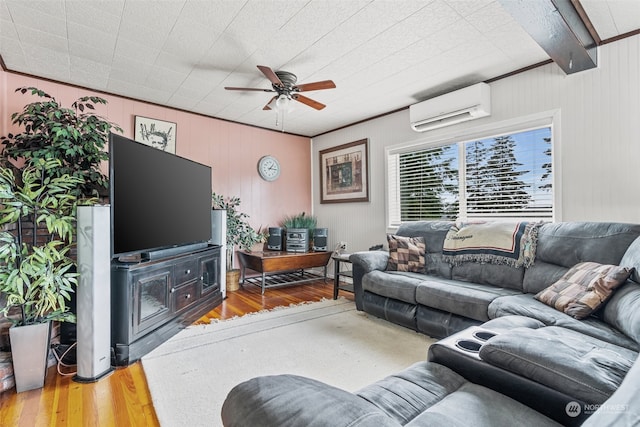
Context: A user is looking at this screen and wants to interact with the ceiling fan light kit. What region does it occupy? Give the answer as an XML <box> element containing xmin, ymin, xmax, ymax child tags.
<box><xmin>225</xmin><ymin>65</ymin><xmax>336</xmax><ymax>130</ymax></box>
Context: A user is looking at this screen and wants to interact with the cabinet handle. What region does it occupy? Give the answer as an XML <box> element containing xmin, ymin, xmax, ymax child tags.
<box><xmin>185</xmin><ymin>269</ymin><xmax>191</xmax><ymax>275</ymax></box>
<box><xmin>170</xmin><ymin>287</ymin><xmax>176</xmax><ymax>293</ymax></box>
<box><xmin>185</xmin><ymin>294</ymin><xmax>191</xmax><ymax>299</ymax></box>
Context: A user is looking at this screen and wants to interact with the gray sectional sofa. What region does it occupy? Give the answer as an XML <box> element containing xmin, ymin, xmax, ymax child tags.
<box><xmin>221</xmin><ymin>221</ymin><xmax>640</xmax><ymax>426</ymax></box>
<box><xmin>352</xmin><ymin>221</ymin><xmax>640</xmax><ymax>346</ymax></box>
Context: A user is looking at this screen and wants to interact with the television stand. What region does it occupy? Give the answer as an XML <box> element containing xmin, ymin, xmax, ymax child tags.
<box><xmin>111</xmin><ymin>245</ymin><xmax>222</xmax><ymax>365</ymax></box>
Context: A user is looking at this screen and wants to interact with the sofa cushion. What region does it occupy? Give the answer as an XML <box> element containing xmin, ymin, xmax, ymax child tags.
<box><xmin>602</xmin><ymin>281</ymin><xmax>640</xmax><ymax>346</ymax></box>
<box><xmin>362</xmin><ymin>270</ymin><xmax>421</xmax><ymax>304</ymax></box>
<box><xmin>479</xmin><ymin>326</ymin><xmax>637</xmax><ymax>404</ymax></box>
<box><xmin>386</xmin><ymin>235</ymin><xmax>425</xmax><ymax>273</ymax></box>
<box><xmin>356</xmin><ymin>361</ymin><xmax>465</xmax><ymax>425</ymax></box>
<box><xmin>488</xmin><ymin>294</ymin><xmax>640</xmax><ymax>351</ymax></box>
<box><xmin>222</xmin><ymin>374</ymin><xmax>400</xmax><ymax>427</ymax></box>
<box><xmin>620</xmin><ymin>235</ymin><xmax>640</xmax><ymax>284</ymax></box>
<box><xmin>452</xmin><ymin>262</ymin><xmax>525</xmax><ymax>291</ymax></box>
<box><xmin>396</xmin><ymin>221</ymin><xmax>453</xmax><ymax>279</ymax></box>
<box><xmin>535</xmin><ymin>262</ymin><xmax>631</xmax><ymax>319</ymax></box>
<box><xmin>416</xmin><ymin>279</ymin><xmax>521</xmax><ymax>322</ymax></box>
<box><xmin>523</xmin><ymin>222</ymin><xmax>640</xmax><ymax>293</ymax></box>
<box><xmin>582</xmin><ymin>354</ymin><xmax>640</xmax><ymax>426</ymax></box>
<box><xmin>533</xmin><ymin>222</ymin><xmax>640</xmax><ymax>268</ymax></box>
<box><xmin>405</xmin><ymin>382</ymin><xmax>563</xmax><ymax>427</ymax></box>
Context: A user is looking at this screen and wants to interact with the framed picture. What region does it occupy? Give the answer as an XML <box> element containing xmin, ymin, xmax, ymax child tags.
<box><xmin>134</xmin><ymin>116</ymin><xmax>176</xmax><ymax>154</ymax></box>
<box><xmin>319</xmin><ymin>139</ymin><xmax>369</xmax><ymax>203</ymax></box>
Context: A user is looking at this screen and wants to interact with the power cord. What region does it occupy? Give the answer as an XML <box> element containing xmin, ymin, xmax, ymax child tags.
<box><xmin>52</xmin><ymin>342</ymin><xmax>77</xmax><ymax>376</ymax></box>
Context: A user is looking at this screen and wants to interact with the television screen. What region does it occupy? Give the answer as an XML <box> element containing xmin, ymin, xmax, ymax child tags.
<box><xmin>109</xmin><ymin>133</ymin><xmax>212</xmax><ymax>259</ymax></box>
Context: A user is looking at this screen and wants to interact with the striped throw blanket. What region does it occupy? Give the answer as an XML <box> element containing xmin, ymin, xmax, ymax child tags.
<box><xmin>442</xmin><ymin>221</ymin><xmax>542</xmax><ymax>268</ymax></box>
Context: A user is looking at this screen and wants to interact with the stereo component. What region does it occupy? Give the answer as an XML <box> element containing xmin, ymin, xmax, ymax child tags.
<box><xmin>286</xmin><ymin>228</ymin><xmax>308</xmax><ymax>253</ymax></box>
<box><xmin>313</xmin><ymin>228</ymin><xmax>328</xmax><ymax>251</ymax></box>
<box><xmin>267</xmin><ymin>227</ymin><xmax>283</xmax><ymax>250</ymax></box>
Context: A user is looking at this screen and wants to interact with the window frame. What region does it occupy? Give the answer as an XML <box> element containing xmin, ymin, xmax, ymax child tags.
<box><xmin>385</xmin><ymin>110</ymin><xmax>561</xmax><ymax>230</ymax></box>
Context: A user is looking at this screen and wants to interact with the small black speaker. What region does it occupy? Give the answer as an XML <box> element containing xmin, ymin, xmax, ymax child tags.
<box><xmin>267</xmin><ymin>227</ymin><xmax>283</xmax><ymax>250</ymax></box>
<box><xmin>313</xmin><ymin>228</ymin><xmax>328</xmax><ymax>251</ymax></box>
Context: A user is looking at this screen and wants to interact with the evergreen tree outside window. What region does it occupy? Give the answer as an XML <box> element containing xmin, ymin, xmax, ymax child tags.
<box><xmin>388</xmin><ymin>126</ymin><xmax>552</xmax><ymax>225</ymax></box>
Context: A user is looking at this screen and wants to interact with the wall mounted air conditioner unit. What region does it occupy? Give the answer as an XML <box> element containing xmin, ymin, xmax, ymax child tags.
<box><xmin>409</xmin><ymin>83</ymin><xmax>491</xmax><ymax>132</ymax></box>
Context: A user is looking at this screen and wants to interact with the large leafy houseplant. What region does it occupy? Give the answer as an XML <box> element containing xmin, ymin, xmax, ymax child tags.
<box><xmin>211</xmin><ymin>193</ymin><xmax>263</xmax><ymax>271</ymax></box>
<box><xmin>0</xmin><ymin>158</ymin><xmax>88</xmax><ymax>392</ymax></box>
<box><xmin>0</xmin><ymin>158</ymin><xmax>85</xmax><ymax>326</ymax></box>
<box><xmin>0</xmin><ymin>86</ymin><xmax>122</xmax><ymax>199</ymax></box>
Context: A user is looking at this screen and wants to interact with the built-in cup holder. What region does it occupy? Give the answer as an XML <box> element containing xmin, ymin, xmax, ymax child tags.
<box><xmin>473</xmin><ymin>331</ymin><xmax>496</xmax><ymax>341</ymax></box>
<box><xmin>455</xmin><ymin>339</ymin><xmax>482</xmax><ymax>353</ymax></box>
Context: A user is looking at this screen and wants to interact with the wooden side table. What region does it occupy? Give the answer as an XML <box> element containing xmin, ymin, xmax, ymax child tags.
<box><xmin>332</xmin><ymin>252</ymin><xmax>353</xmax><ymax>299</ymax></box>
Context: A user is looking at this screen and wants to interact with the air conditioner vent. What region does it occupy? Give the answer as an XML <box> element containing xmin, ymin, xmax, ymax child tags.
<box><xmin>410</xmin><ymin>83</ymin><xmax>491</xmax><ymax>132</ymax></box>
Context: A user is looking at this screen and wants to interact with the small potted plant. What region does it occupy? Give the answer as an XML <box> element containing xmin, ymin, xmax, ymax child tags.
<box><xmin>280</xmin><ymin>212</ymin><xmax>318</xmax><ymax>251</ymax></box>
<box><xmin>212</xmin><ymin>193</ymin><xmax>263</xmax><ymax>291</ymax></box>
<box><xmin>0</xmin><ymin>158</ymin><xmax>88</xmax><ymax>392</ymax></box>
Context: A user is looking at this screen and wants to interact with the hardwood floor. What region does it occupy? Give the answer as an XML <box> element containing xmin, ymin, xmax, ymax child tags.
<box><xmin>0</xmin><ymin>280</ymin><xmax>348</xmax><ymax>426</ymax></box>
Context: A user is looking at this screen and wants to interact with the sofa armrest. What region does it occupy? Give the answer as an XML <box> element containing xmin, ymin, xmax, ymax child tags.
<box><xmin>350</xmin><ymin>251</ymin><xmax>389</xmax><ymax>310</ymax></box>
<box><xmin>221</xmin><ymin>374</ymin><xmax>400</xmax><ymax>427</ymax></box>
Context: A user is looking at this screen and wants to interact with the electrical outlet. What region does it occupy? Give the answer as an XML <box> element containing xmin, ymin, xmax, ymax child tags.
<box><xmin>339</xmin><ymin>241</ymin><xmax>347</xmax><ymax>250</ymax></box>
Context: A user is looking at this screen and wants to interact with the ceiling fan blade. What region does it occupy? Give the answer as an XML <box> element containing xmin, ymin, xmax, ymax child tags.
<box><xmin>257</xmin><ymin>65</ymin><xmax>284</xmax><ymax>87</ymax></box>
<box><xmin>263</xmin><ymin>96</ymin><xmax>277</xmax><ymax>110</ymax></box>
<box><xmin>293</xmin><ymin>94</ymin><xmax>326</xmax><ymax>110</ymax></box>
<box><xmin>224</xmin><ymin>86</ymin><xmax>274</xmax><ymax>92</ymax></box>
<box><xmin>294</xmin><ymin>80</ymin><xmax>336</xmax><ymax>92</ymax></box>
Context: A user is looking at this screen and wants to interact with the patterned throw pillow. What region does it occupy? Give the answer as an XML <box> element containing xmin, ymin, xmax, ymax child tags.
<box><xmin>535</xmin><ymin>261</ymin><xmax>632</xmax><ymax>319</ymax></box>
<box><xmin>386</xmin><ymin>235</ymin><xmax>426</xmax><ymax>273</ymax></box>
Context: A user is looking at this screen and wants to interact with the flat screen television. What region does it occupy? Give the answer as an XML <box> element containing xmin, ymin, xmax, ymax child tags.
<box><xmin>109</xmin><ymin>133</ymin><xmax>212</xmax><ymax>260</ymax></box>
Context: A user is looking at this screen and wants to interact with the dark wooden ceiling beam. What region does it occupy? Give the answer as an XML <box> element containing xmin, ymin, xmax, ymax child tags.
<box><xmin>498</xmin><ymin>0</ymin><xmax>597</xmax><ymax>74</ymax></box>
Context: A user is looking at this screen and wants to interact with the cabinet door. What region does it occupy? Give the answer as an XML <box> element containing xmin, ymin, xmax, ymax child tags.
<box><xmin>199</xmin><ymin>253</ymin><xmax>221</xmax><ymax>294</ymax></box>
<box><xmin>133</xmin><ymin>269</ymin><xmax>172</xmax><ymax>336</ymax></box>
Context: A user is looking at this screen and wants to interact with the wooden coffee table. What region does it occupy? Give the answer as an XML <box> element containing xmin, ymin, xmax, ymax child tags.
<box><xmin>237</xmin><ymin>250</ymin><xmax>332</xmax><ymax>294</ymax></box>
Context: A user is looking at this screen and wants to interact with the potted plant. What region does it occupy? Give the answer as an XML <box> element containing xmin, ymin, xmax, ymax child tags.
<box><xmin>280</xmin><ymin>212</ymin><xmax>318</xmax><ymax>251</ymax></box>
<box><xmin>0</xmin><ymin>86</ymin><xmax>123</xmax><ymax>199</ymax></box>
<box><xmin>0</xmin><ymin>86</ymin><xmax>120</xmax><ymax>392</ymax></box>
<box><xmin>0</xmin><ymin>158</ymin><xmax>88</xmax><ymax>392</ymax></box>
<box><xmin>212</xmin><ymin>193</ymin><xmax>263</xmax><ymax>291</ymax></box>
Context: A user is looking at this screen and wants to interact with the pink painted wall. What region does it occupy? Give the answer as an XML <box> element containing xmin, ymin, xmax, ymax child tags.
<box><xmin>0</xmin><ymin>69</ymin><xmax>312</xmax><ymax>232</ymax></box>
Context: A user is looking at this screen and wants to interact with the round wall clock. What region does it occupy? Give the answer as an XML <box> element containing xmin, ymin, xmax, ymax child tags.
<box><xmin>258</xmin><ymin>155</ymin><xmax>281</xmax><ymax>181</ymax></box>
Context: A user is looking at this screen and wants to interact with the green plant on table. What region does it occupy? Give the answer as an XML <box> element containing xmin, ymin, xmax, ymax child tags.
<box><xmin>280</xmin><ymin>212</ymin><xmax>318</xmax><ymax>238</ymax></box>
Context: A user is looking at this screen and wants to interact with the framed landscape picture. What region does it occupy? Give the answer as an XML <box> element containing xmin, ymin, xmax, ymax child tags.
<box><xmin>320</xmin><ymin>139</ymin><xmax>369</xmax><ymax>203</ymax></box>
<box><xmin>134</xmin><ymin>116</ymin><xmax>176</xmax><ymax>154</ymax></box>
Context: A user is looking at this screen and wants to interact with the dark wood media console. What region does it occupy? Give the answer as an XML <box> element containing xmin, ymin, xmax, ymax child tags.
<box><xmin>110</xmin><ymin>244</ymin><xmax>223</xmax><ymax>365</ymax></box>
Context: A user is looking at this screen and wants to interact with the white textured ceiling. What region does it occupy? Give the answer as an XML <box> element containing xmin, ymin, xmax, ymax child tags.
<box><xmin>1</xmin><ymin>0</ymin><xmax>639</xmax><ymax>137</ymax></box>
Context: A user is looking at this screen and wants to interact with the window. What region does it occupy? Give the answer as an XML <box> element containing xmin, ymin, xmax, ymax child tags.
<box><xmin>388</xmin><ymin>125</ymin><xmax>553</xmax><ymax>226</ymax></box>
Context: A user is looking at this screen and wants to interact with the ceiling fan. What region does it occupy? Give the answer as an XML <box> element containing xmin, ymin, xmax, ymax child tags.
<box><xmin>225</xmin><ymin>65</ymin><xmax>336</xmax><ymax>111</ymax></box>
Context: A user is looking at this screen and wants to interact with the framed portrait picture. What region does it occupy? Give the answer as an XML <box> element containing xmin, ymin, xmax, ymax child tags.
<box><xmin>134</xmin><ymin>116</ymin><xmax>176</xmax><ymax>154</ymax></box>
<box><xmin>319</xmin><ymin>139</ymin><xmax>369</xmax><ymax>203</ymax></box>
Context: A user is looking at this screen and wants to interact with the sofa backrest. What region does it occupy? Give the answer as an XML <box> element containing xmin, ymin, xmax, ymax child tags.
<box><xmin>396</xmin><ymin>221</ymin><xmax>453</xmax><ymax>279</ymax></box>
<box><xmin>396</xmin><ymin>221</ymin><xmax>640</xmax><ymax>295</ymax></box>
<box><xmin>522</xmin><ymin>222</ymin><xmax>640</xmax><ymax>294</ymax></box>
<box><xmin>602</xmin><ymin>236</ymin><xmax>640</xmax><ymax>346</ymax></box>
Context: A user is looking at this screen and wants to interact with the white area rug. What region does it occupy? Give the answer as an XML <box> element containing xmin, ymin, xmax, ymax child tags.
<box><xmin>142</xmin><ymin>298</ymin><xmax>433</xmax><ymax>427</ymax></box>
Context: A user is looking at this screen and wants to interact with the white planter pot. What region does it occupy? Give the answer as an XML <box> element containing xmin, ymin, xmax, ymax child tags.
<box><xmin>9</xmin><ymin>322</ymin><xmax>51</xmax><ymax>393</ymax></box>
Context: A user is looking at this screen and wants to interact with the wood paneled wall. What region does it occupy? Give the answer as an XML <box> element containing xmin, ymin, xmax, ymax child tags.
<box><xmin>313</xmin><ymin>34</ymin><xmax>640</xmax><ymax>253</ymax></box>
